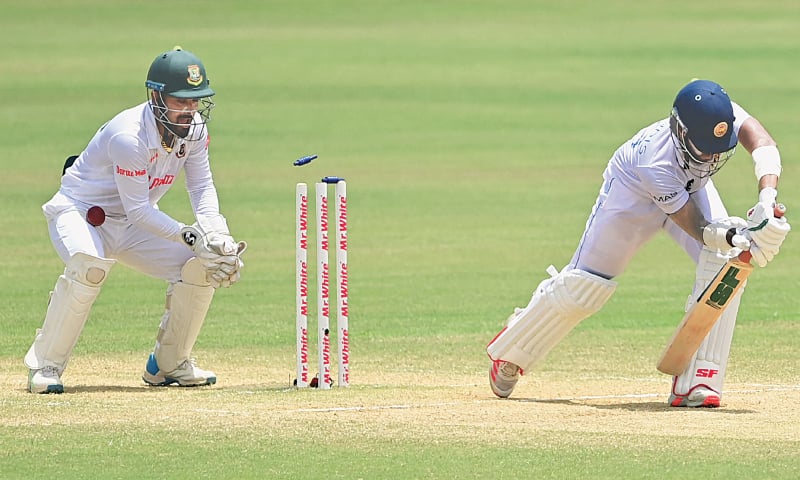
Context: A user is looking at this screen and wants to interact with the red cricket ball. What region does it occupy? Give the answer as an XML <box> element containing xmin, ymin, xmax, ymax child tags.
<box><xmin>86</xmin><ymin>206</ymin><xmax>106</xmax><ymax>226</ymax></box>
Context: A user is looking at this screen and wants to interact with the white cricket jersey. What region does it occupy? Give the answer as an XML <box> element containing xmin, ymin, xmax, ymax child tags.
<box><xmin>606</xmin><ymin>102</ymin><xmax>751</xmax><ymax>215</ymax></box>
<box><xmin>59</xmin><ymin>102</ymin><xmax>221</xmax><ymax>241</ymax></box>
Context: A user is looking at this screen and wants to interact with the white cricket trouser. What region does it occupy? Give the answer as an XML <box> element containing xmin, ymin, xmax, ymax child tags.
<box><xmin>570</xmin><ymin>171</ymin><xmax>728</xmax><ymax>277</ymax></box>
<box><xmin>44</xmin><ymin>192</ymin><xmax>191</xmax><ymax>283</ymax></box>
<box><xmin>573</xmin><ymin>171</ymin><xmax>741</xmax><ymax>396</ymax></box>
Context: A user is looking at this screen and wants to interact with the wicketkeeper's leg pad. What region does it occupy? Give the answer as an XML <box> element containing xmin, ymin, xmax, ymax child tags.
<box><xmin>487</xmin><ymin>266</ymin><xmax>617</xmax><ymax>372</ymax></box>
<box><xmin>673</xmin><ymin>248</ymin><xmax>742</xmax><ymax>396</ymax></box>
<box><xmin>152</xmin><ymin>259</ymin><xmax>215</xmax><ymax>374</ymax></box>
<box><xmin>24</xmin><ymin>252</ymin><xmax>115</xmax><ymax>371</ymax></box>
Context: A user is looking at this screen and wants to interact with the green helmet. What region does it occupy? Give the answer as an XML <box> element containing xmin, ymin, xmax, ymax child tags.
<box><xmin>145</xmin><ymin>47</ymin><xmax>214</xmax><ymax>98</ymax></box>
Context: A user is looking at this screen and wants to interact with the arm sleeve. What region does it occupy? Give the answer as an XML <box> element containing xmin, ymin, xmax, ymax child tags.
<box><xmin>731</xmin><ymin>101</ymin><xmax>751</xmax><ymax>135</ymax></box>
<box><xmin>108</xmin><ymin>133</ymin><xmax>183</xmax><ymax>241</ymax></box>
<box><xmin>183</xmin><ymin>134</ymin><xmax>230</xmax><ymax>234</ymax></box>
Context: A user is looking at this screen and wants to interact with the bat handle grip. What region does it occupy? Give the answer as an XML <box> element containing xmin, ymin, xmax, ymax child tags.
<box><xmin>737</xmin><ymin>203</ymin><xmax>786</xmax><ymax>263</ymax></box>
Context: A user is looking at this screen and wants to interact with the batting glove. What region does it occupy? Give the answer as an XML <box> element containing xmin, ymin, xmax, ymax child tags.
<box><xmin>702</xmin><ymin>216</ymin><xmax>750</xmax><ymax>253</ymax></box>
<box><xmin>745</xmin><ymin>203</ymin><xmax>790</xmax><ymax>267</ymax></box>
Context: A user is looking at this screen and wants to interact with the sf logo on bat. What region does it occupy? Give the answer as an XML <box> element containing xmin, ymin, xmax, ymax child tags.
<box><xmin>704</xmin><ymin>266</ymin><xmax>743</xmax><ymax>310</ymax></box>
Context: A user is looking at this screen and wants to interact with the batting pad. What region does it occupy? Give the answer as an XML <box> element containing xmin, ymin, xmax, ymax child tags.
<box><xmin>673</xmin><ymin>248</ymin><xmax>743</xmax><ymax>396</ymax></box>
<box><xmin>487</xmin><ymin>267</ymin><xmax>616</xmax><ymax>372</ymax></box>
<box><xmin>24</xmin><ymin>253</ymin><xmax>115</xmax><ymax>371</ymax></box>
<box><xmin>153</xmin><ymin>267</ymin><xmax>215</xmax><ymax>374</ymax></box>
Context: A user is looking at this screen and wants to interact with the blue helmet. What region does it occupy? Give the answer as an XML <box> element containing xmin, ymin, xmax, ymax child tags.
<box><xmin>670</xmin><ymin>80</ymin><xmax>737</xmax><ymax>177</ymax></box>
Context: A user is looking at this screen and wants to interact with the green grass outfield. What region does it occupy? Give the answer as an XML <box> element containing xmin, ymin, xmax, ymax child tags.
<box><xmin>2</xmin><ymin>1</ymin><xmax>800</xmax><ymax>478</ymax></box>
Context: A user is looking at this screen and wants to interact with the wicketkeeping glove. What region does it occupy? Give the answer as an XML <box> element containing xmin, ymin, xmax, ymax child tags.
<box><xmin>206</xmin><ymin>241</ymin><xmax>248</xmax><ymax>288</ymax></box>
<box><xmin>181</xmin><ymin>222</ymin><xmax>247</xmax><ymax>287</ymax></box>
<box><xmin>181</xmin><ymin>222</ymin><xmax>238</xmax><ymax>257</ymax></box>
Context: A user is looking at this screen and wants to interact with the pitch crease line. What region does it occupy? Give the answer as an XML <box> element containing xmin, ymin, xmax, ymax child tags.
<box><xmin>286</xmin><ymin>384</ymin><xmax>800</xmax><ymax>414</ymax></box>
<box><xmin>295</xmin><ymin>401</ymin><xmax>464</xmax><ymax>413</ymax></box>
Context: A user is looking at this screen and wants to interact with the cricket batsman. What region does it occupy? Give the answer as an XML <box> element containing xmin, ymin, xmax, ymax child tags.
<box><xmin>487</xmin><ymin>79</ymin><xmax>790</xmax><ymax>407</ymax></box>
<box><xmin>24</xmin><ymin>47</ymin><xmax>246</xmax><ymax>393</ymax></box>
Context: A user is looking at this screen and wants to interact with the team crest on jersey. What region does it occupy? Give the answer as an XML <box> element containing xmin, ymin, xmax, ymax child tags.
<box><xmin>176</xmin><ymin>143</ymin><xmax>187</xmax><ymax>158</ymax></box>
<box><xmin>713</xmin><ymin>122</ymin><xmax>728</xmax><ymax>138</ymax></box>
<box><xmin>186</xmin><ymin>65</ymin><xmax>203</xmax><ymax>86</ymax></box>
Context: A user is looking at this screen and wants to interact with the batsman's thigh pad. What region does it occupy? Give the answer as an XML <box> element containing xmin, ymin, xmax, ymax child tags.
<box><xmin>153</xmin><ymin>260</ymin><xmax>215</xmax><ymax>373</ymax></box>
<box><xmin>24</xmin><ymin>253</ymin><xmax>115</xmax><ymax>370</ymax></box>
<box><xmin>674</xmin><ymin>248</ymin><xmax>742</xmax><ymax>396</ymax></box>
<box><xmin>487</xmin><ymin>267</ymin><xmax>617</xmax><ymax>371</ymax></box>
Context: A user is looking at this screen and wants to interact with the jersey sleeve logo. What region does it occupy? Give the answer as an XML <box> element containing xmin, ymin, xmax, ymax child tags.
<box><xmin>653</xmin><ymin>191</ymin><xmax>679</xmax><ymax>203</ymax></box>
<box><xmin>116</xmin><ymin>165</ymin><xmax>147</xmax><ymax>177</ymax></box>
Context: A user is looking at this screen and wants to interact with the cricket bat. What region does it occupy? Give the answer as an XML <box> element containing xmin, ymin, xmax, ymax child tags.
<box><xmin>656</xmin><ymin>205</ymin><xmax>785</xmax><ymax>376</ymax></box>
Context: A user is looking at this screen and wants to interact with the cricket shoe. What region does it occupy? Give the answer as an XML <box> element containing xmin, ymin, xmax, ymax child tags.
<box><xmin>142</xmin><ymin>353</ymin><xmax>217</xmax><ymax>387</ymax></box>
<box><xmin>668</xmin><ymin>386</ymin><xmax>720</xmax><ymax>408</ymax></box>
<box><xmin>28</xmin><ymin>366</ymin><xmax>64</xmax><ymax>394</ymax></box>
<box><xmin>489</xmin><ymin>360</ymin><xmax>520</xmax><ymax>398</ymax></box>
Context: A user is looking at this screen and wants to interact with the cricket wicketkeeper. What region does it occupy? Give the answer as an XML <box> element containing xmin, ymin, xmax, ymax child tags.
<box><xmin>25</xmin><ymin>47</ymin><xmax>246</xmax><ymax>393</ymax></box>
<box><xmin>487</xmin><ymin>79</ymin><xmax>790</xmax><ymax>407</ymax></box>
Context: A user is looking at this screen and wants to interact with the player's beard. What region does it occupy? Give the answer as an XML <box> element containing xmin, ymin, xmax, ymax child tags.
<box><xmin>173</xmin><ymin>114</ymin><xmax>193</xmax><ymax>139</ymax></box>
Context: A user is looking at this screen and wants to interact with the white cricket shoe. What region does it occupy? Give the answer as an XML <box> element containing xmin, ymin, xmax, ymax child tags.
<box><xmin>28</xmin><ymin>366</ymin><xmax>64</xmax><ymax>394</ymax></box>
<box><xmin>489</xmin><ymin>359</ymin><xmax>520</xmax><ymax>398</ymax></box>
<box><xmin>669</xmin><ymin>386</ymin><xmax>721</xmax><ymax>408</ymax></box>
<box><xmin>142</xmin><ymin>353</ymin><xmax>217</xmax><ymax>387</ymax></box>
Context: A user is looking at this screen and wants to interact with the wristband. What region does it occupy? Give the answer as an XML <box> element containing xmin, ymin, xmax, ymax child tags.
<box><xmin>752</xmin><ymin>145</ymin><xmax>781</xmax><ymax>179</ymax></box>
<box><xmin>758</xmin><ymin>187</ymin><xmax>778</xmax><ymax>205</ymax></box>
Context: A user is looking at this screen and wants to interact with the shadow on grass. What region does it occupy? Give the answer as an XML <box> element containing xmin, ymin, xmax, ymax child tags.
<box><xmin>51</xmin><ymin>384</ymin><xmax>299</xmax><ymax>394</ymax></box>
<box><xmin>512</xmin><ymin>397</ymin><xmax>756</xmax><ymax>414</ymax></box>
<box><xmin>64</xmin><ymin>384</ymin><xmax>158</xmax><ymax>394</ymax></box>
